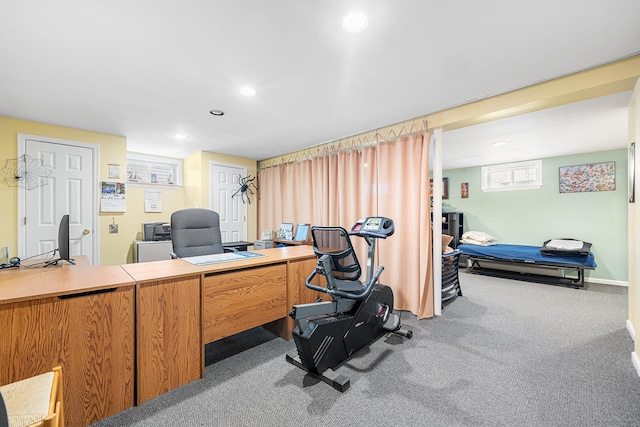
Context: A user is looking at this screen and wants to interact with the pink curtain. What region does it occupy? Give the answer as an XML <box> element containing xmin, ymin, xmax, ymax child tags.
<box><xmin>258</xmin><ymin>133</ymin><xmax>434</xmax><ymax>318</ymax></box>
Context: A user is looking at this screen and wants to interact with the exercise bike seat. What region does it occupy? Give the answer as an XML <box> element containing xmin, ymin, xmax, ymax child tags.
<box><xmin>332</xmin><ymin>278</ymin><xmax>366</xmax><ymax>293</ymax></box>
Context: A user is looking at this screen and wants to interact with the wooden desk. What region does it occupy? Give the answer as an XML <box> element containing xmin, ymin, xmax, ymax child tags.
<box><xmin>1</xmin><ymin>246</ymin><xmax>321</xmax><ymax>424</ymax></box>
<box><xmin>0</xmin><ymin>258</ymin><xmax>135</xmax><ymax>427</ymax></box>
<box><xmin>273</xmin><ymin>238</ymin><xmax>312</xmax><ymax>246</ymax></box>
<box><xmin>119</xmin><ymin>259</ymin><xmax>203</xmax><ymax>405</ymax></box>
<box><xmin>120</xmin><ymin>245</ymin><xmax>319</xmax><ymax>405</ymax></box>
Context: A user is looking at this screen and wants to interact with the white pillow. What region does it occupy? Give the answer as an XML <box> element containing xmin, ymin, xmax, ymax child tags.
<box><xmin>461</xmin><ymin>231</ymin><xmax>496</xmax><ymax>246</ymax></box>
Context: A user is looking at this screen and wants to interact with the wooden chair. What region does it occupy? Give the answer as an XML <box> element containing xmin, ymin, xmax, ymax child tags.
<box><xmin>0</xmin><ymin>366</ymin><xmax>63</xmax><ymax>427</ymax></box>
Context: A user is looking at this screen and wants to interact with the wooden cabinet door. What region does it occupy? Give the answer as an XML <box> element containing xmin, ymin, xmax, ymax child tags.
<box><xmin>137</xmin><ymin>276</ymin><xmax>202</xmax><ymax>404</ymax></box>
<box><xmin>0</xmin><ymin>286</ymin><xmax>135</xmax><ymax>427</ymax></box>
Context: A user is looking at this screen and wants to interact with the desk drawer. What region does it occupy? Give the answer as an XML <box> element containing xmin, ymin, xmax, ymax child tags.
<box><xmin>203</xmin><ymin>263</ymin><xmax>287</xmax><ymax>343</ymax></box>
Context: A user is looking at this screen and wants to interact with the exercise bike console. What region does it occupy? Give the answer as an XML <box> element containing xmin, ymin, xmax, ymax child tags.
<box><xmin>350</xmin><ymin>216</ymin><xmax>394</xmax><ymax>239</ymax></box>
<box><xmin>286</xmin><ymin>216</ymin><xmax>412</xmax><ymax>392</ymax></box>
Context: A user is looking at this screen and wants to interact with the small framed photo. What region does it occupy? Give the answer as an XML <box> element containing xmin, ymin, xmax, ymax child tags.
<box><xmin>108</xmin><ymin>163</ymin><xmax>120</xmax><ymax>179</ymax></box>
<box><xmin>461</xmin><ymin>182</ymin><xmax>469</xmax><ymax>199</ymax></box>
<box><xmin>430</xmin><ymin>177</ymin><xmax>449</xmax><ymax>199</ymax></box>
<box><xmin>279</xmin><ymin>223</ymin><xmax>294</xmax><ymax>240</ymax></box>
<box><xmin>294</xmin><ymin>224</ymin><xmax>310</xmax><ymax>241</ymax></box>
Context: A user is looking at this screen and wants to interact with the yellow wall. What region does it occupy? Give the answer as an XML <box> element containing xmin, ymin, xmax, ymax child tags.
<box><xmin>0</xmin><ymin>116</ymin><xmax>257</xmax><ymax>265</ymax></box>
<box><xmin>183</xmin><ymin>151</ymin><xmax>258</xmax><ymax>243</ymax></box>
<box><xmin>0</xmin><ymin>116</ymin><xmax>132</xmax><ymax>265</ymax></box>
<box><xmin>117</xmin><ymin>169</ymin><xmax>185</xmax><ymax>264</ymax></box>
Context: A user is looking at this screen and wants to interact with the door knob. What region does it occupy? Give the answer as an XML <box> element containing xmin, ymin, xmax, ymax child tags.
<box><xmin>82</xmin><ymin>229</ymin><xmax>90</xmax><ymax>235</ymax></box>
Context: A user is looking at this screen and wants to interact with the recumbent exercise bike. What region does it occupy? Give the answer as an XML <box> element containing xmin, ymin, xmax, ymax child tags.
<box><xmin>286</xmin><ymin>216</ymin><xmax>412</xmax><ymax>391</ymax></box>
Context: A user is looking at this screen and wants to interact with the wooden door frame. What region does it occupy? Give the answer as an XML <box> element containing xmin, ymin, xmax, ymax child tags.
<box><xmin>17</xmin><ymin>134</ymin><xmax>100</xmax><ymax>264</ymax></box>
<box><xmin>209</xmin><ymin>161</ymin><xmax>247</xmax><ymax>241</ymax></box>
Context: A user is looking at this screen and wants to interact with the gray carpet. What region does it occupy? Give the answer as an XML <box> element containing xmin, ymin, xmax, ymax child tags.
<box><xmin>92</xmin><ymin>273</ymin><xmax>640</xmax><ymax>426</ymax></box>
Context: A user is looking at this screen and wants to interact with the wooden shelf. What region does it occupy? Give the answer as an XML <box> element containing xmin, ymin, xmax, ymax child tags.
<box><xmin>273</xmin><ymin>238</ymin><xmax>311</xmax><ymax>246</ymax></box>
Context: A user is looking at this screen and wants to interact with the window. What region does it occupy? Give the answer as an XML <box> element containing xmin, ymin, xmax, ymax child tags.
<box><xmin>126</xmin><ymin>153</ymin><xmax>182</xmax><ymax>186</ymax></box>
<box><xmin>481</xmin><ymin>160</ymin><xmax>542</xmax><ymax>191</ymax></box>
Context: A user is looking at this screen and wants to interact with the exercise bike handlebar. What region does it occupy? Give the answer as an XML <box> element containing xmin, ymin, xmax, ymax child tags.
<box><xmin>306</xmin><ymin>265</ymin><xmax>384</xmax><ymax>300</ymax></box>
<box><xmin>349</xmin><ymin>230</ymin><xmax>388</xmax><ymax>240</ymax></box>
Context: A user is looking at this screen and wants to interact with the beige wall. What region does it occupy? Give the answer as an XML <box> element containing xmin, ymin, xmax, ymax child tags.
<box><xmin>0</xmin><ymin>116</ymin><xmax>257</xmax><ymax>265</ymax></box>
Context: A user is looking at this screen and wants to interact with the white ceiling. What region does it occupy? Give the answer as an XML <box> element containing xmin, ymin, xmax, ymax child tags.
<box><xmin>1</xmin><ymin>1</ymin><xmax>639</xmax><ymax>169</ymax></box>
<box><xmin>443</xmin><ymin>90</ymin><xmax>633</xmax><ymax>170</ymax></box>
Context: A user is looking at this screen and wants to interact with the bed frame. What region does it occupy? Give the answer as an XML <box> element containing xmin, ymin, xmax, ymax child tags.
<box><xmin>459</xmin><ymin>244</ymin><xmax>597</xmax><ymax>288</ymax></box>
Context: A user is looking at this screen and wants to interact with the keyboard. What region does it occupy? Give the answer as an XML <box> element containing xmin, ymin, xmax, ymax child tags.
<box><xmin>182</xmin><ymin>251</ymin><xmax>264</xmax><ymax>266</ymax></box>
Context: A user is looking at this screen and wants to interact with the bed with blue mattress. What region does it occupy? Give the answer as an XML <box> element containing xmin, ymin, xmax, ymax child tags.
<box><xmin>458</xmin><ymin>243</ymin><xmax>597</xmax><ymax>288</ymax></box>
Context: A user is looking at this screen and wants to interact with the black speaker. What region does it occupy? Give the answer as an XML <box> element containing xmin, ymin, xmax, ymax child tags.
<box><xmin>0</xmin><ymin>257</ymin><xmax>20</xmax><ymax>270</ymax></box>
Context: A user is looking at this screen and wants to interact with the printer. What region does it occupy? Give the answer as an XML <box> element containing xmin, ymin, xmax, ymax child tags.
<box><xmin>143</xmin><ymin>222</ymin><xmax>171</xmax><ymax>241</ymax></box>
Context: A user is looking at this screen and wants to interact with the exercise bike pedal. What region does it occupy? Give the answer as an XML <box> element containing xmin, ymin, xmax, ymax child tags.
<box><xmin>382</xmin><ymin>312</ymin><xmax>401</xmax><ymax>332</ymax></box>
<box><xmin>381</xmin><ymin>316</ymin><xmax>413</xmax><ymax>339</ymax></box>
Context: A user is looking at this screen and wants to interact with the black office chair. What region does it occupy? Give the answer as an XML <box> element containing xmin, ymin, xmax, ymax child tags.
<box><xmin>170</xmin><ymin>208</ymin><xmax>233</xmax><ymax>258</ymax></box>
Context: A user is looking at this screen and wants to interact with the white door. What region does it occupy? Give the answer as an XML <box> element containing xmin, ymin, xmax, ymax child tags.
<box><xmin>21</xmin><ymin>138</ymin><xmax>96</xmax><ymax>263</ymax></box>
<box><xmin>210</xmin><ymin>163</ymin><xmax>247</xmax><ymax>242</ymax></box>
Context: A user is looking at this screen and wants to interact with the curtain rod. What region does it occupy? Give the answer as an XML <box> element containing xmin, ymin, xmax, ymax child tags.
<box><xmin>258</xmin><ymin>118</ymin><xmax>428</xmax><ymax>171</ymax></box>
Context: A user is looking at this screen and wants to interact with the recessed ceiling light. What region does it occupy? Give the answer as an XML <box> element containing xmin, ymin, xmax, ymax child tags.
<box><xmin>174</xmin><ymin>134</ymin><xmax>188</xmax><ymax>140</ymax></box>
<box><xmin>210</xmin><ymin>109</ymin><xmax>225</xmax><ymax>116</ymax></box>
<box><xmin>343</xmin><ymin>12</ymin><xmax>368</xmax><ymax>33</ymax></box>
<box><xmin>492</xmin><ymin>141</ymin><xmax>507</xmax><ymax>147</ymax></box>
<box><xmin>239</xmin><ymin>86</ymin><xmax>256</xmax><ymax>97</ymax></box>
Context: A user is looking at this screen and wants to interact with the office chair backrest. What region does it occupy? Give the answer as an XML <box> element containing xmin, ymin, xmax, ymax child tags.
<box><xmin>311</xmin><ymin>226</ymin><xmax>361</xmax><ymax>282</ymax></box>
<box><xmin>171</xmin><ymin>208</ymin><xmax>224</xmax><ymax>258</ymax></box>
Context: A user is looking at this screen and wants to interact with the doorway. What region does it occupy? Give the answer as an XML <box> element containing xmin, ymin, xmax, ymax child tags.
<box><xmin>210</xmin><ymin>162</ymin><xmax>247</xmax><ymax>242</ymax></box>
<box><xmin>18</xmin><ymin>134</ymin><xmax>98</xmax><ymax>264</ymax></box>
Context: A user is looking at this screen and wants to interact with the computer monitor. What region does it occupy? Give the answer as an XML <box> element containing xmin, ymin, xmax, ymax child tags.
<box><xmin>54</xmin><ymin>214</ymin><xmax>75</xmax><ymax>265</ymax></box>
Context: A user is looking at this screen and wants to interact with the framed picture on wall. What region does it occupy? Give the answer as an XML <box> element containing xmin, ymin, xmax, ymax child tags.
<box><xmin>430</xmin><ymin>177</ymin><xmax>449</xmax><ymax>199</ymax></box>
<box><xmin>559</xmin><ymin>162</ymin><xmax>615</xmax><ymax>193</ymax></box>
<box><xmin>461</xmin><ymin>182</ymin><xmax>469</xmax><ymax>199</ymax></box>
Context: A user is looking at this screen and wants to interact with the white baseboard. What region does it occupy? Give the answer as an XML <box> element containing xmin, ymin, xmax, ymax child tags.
<box><xmin>632</xmin><ymin>352</ymin><xmax>640</xmax><ymax>377</ymax></box>
<box><xmin>627</xmin><ymin>319</ymin><xmax>636</xmax><ymax>341</ymax></box>
<box><xmin>570</xmin><ymin>276</ymin><xmax>629</xmax><ymax>287</ymax></box>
